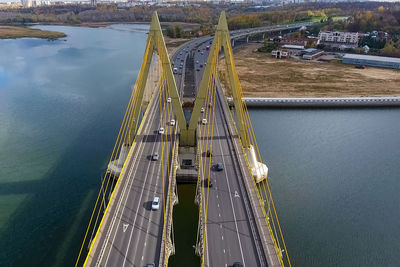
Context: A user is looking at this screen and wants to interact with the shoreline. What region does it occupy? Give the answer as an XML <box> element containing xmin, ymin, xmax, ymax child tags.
<box><xmin>228</xmin><ymin>96</ymin><xmax>400</xmax><ymax>108</ymax></box>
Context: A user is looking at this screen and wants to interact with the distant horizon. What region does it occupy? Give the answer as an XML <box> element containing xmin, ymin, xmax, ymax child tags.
<box><xmin>1</xmin><ymin>0</ymin><xmax>400</xmax><ymax>4</ymax></box>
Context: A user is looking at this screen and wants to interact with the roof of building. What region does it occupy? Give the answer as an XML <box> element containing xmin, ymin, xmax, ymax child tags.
<box><xmin>343</xmin><ymin>54</ymin><xmax>400</xmax><ymax>63</ymax></box>
<box><xmin>282</xmin><ymin>44</ymin><xmax>304</xmax><ymax>50</ymax></box>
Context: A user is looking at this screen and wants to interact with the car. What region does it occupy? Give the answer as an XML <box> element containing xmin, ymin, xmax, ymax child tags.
<box><xmin>196</xmin><ymin>60</ymin><xmax>199</xmax><ymax>64</ymax></box>
<box><xmin>152</xmin><ymin>153</ymin><xmax>159</xmax><ymax>161</ymax></box>
<box><xmin>202</xmin><ymin>118</ymin><xmax>207</xmax><ymax>125</ymax></box>
<box><xmin>196</xmin><ymin>68</ymin><xmax>200</xmax><ymax>71</ymax></box>
<box><xmin>232</xmin><ymin>262</ymin><xmax>243</xmax><ymax>267</ymax></box>
<box><xmin>173</xmin><ymin>68</ymin><xmax>178</xmax><ymax>74</ymax></box>
<box><xmin>215</xmin><ymin>162</ymin><xmax>223</xmax><ymax>171</ymax></box>
<box><xmin>200</xmin><ymin>64</ymin><xmax>203</xmax><ymax>68</ymax></box>
<box><xmin>200</xmin><ymin>107</ymin><xmax>205</xmax><ymax>113</ymax></box>
<box><xmin>159</xmin><ymin>127</ymin><xmax>165</xmax><ymax>134</ymax></box>
<box><xmin>204</xmin><ymin>179</ymin><xmax>213</xmax><ymax>188</ymax></box>
<box><xmin>170</xmin><ymin>119</ymin><xmax>175</xmax><ymax>126</ymax></box>
<box><xmin>152</xmin><ymin>197</ymin><xmax>160</xmax><ymax>210</ymax></box>
<box><xmin>206</xmin><ymin>150</ymin><xmax>212</xmax><ymax>157</ymax></box>
<box><xmin>146</xmin><ymin>264</ymin><xmax>155</xmax><ymax>267</ymax></box>
<box><xmin>167</xmin><ymin>97</ymin><xmax>171</xmax><ymax>103</ymax></box>
<box><xmin>198</xmin><ymin>49</ymin><xmax>200</xmax><ymax>52</ymax></box>
<box><xmin>201</xmin><ymin>51</ymin><xmax>204</xmax><ymax>55</ymax></box>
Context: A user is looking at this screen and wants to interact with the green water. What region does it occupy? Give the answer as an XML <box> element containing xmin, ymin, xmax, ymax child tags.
<box><xmin>0</xmin><ymin>24</ymin><xmax>148</xmax><ymax>266</ymax></box>
<box><xmin>169</xmin><ymin>184</ymin><xmax>200</xmax><ymax>267</ymax></box>
<box><xmin>1</xmin><ymin>24</ymin><xmax>399</xmax><ymax>267</ymax></box>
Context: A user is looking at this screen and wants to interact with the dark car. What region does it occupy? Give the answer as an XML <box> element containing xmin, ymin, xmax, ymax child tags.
<box><xmin>203</xmin><ymin>179</ymin><xmax>213</xmax><ymax>188</ymax></box>
<box><xmin>215</xmin><ymin>162</ymin><xmax>223</xmax><ymax>171</ymax></box>
<box><xmin>206</xmin><ymin>150</ymin><xmax>212</xmax><ymax>157</ymax></box>
<box><xmin>232</xmin><ymin>262</ymin><xmax>243</xmax><ymax>267</ymax></box>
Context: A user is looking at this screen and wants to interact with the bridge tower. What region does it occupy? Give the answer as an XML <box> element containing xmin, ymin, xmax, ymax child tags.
<box><xmin>180</xmin><ymin>11</ymin><xmax>250</xmax><ymax>148</ymax></box>
<box><xmin>126</xmin><ymin>11</ymin><xmax>186</xmax><ymax>145</ymax></box>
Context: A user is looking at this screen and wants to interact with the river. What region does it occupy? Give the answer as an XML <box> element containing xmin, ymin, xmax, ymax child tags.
<box><xmin>0</xmin><ymin>25</ymin><xmax>399</xmax><ymax>267</ymax></box>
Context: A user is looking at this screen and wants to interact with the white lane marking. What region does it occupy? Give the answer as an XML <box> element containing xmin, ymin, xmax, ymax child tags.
<box><xmin>234</xmin><ymin>191</ymin><xmax>240</xmax><ymax>198</ymax></box>
<box><xmin>122</xmin><ymin>223</ymin><xmax>129</xmax><ymax>233</ymax></box>
<box><xmin>103</xmin><ymin>96</ymin><xmax>160</xmax><ymax>266</ymax></box>
<box><xmin>130</xmin><ymin>101</ymin><xmax>175</xmax><ymax>265</ymax></box>
<box><xmin>214</xmin><ymin>102</ymin><xmax>246</xmax><ymax>266</ymax></box>
<box><xmin>99</xmin><ymin>97</ymin><xmax>159</xmax><ymax>266</ymax></box>
<box><xmin>123</xmin><ymin>95</ymin><xmax>174</xmax><ymax>266</ymax></box>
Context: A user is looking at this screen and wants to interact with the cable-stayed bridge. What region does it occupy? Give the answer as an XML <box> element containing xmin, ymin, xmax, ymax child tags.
<box><xmin>75</xmin><ymin>11</ymin><xmax>304</xmax><ymax>267</ymax></box>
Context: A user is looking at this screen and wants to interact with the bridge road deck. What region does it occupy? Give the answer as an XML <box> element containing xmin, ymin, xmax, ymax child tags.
<box><xmin>85</xmin><ymin>91</ymin><xmax>176</xmax><ymax>267</ymax></box>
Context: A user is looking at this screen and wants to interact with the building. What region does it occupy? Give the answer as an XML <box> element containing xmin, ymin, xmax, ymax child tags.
<box><xmin>271</xmin><ymin>50</ymin><xmax>290</xmax><ymax>59</ymax></box>
<box><xmin>342</xmin><ymin>54</ymin><xmax>400</xmax><ymax>70</ymax></box>
<box><xmin>318</xmin><ymin>31</ymin><xmax>359</xmax><ymax>48</ymax></box>
<box><xmin>301</xmin><ymin>48</ymin><xmax>324</xmax><ymax>60</ymax></box>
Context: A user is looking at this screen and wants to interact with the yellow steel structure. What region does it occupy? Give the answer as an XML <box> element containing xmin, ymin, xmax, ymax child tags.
<box><xmin>129</xmin><ymin>11</ymin><xmax>186</xmax><ymax>144</ymax></box>
<box><xmin>182</xmin><ymin>11</ymin><xmax>250</xmax><ymax>147</ymax></box>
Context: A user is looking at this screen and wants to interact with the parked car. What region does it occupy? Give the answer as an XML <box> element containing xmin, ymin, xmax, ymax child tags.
<box><xmin>151</xmin><ymin>197</ymin><xmax>160</xmax><ymax>210</ymax></box>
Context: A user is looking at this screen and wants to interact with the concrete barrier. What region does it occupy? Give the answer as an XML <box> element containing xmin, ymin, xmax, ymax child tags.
<box><xmin>227</xmin><ymin>97</ymin><xmax>400</xmax><ymax>108</ymax></box>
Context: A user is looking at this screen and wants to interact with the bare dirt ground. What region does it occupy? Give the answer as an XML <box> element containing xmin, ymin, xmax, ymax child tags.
<box><xmin>219</xmin><ymin>43</ymin><xmax>400</xmax><ymax>98</ymax></box>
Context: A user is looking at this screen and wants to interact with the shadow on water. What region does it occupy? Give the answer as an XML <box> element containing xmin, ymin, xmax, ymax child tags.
<box><xmin>169</xmin><ymin>184</ymin><xmax>200</xmax><ymax>267</ymax></box>
<box><xmin>0</xmin><ymin>109</ymin><xmax>121</xmax><ymax>267</ymax></box>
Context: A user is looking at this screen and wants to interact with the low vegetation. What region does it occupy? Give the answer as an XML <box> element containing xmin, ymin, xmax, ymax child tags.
<box><xmin>219</xmin><ymin>44</ymin><xmax>400</xmax><ymax>98</ymax></box>
<box><xmin>0</xmin><ymin>25</ymin><xmax>66</xmax><ymax>39</ymax></box>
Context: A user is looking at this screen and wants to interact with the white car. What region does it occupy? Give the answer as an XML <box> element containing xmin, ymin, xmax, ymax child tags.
<box><xmin>151</xmin><ymin>197</ymin><xmax>160</xmax><ymax>210</ymax></box>
<box><xmin>200</xmin><ymin>107</ymin><xmax>205</xmax><ymax>113</ymax></box>
<box><xmin>202</xmin><ymin>119</ymin><xmax>207</xmax><ymax>125</ymax></box>
<box><xmin>167</xmin><ymin>97</ymin><xmax>171</xmax><ymax>103</ymax></box>
<box><xmin>170</xmin><ymin>119</ymin><xmax>175</xmax><ymax>126</ymax></box>
<box><xmin>159</xmin><ymin>127</ymin><xmax>165</xmax><ymax>134</ymax></box>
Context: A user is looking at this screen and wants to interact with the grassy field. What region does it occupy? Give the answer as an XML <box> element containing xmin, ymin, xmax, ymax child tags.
<box><xmin>219</xmin><ymin>44</ymin><xmax>400</xmax><ymax>98</ymax></box>
<box><xmin>0</xmin><ymin>26</ymin><xmax>66</xmax><ymax>40</ymax></box>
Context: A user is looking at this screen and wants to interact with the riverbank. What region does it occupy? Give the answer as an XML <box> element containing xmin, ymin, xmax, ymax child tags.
<box><xmin>228</xmin><ymin>97</ymin><xmax>400</xmax><ymax>108</ymax></box>
<box><xmin>0</xmin><ymin>25</ymin><xmax>66</xmax><ymax>40</ymax></box>
<box><xmin>219</xmin><ymin>43</ymin><xmax>400</xmax><ymax>98</ymax></box>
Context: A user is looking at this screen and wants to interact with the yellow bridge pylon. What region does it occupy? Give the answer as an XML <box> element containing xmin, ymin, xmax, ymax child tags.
<box><xmin>128</xmin><ymin>11</ymin><xmax>186</xmax><ymax>144</ymax></box>
<box><xmin>180</xmin><ymin>11</ymin><xmax>250</xmax><ymax>147</ymax></box>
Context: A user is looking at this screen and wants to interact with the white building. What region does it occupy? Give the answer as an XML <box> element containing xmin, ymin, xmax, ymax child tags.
<box><xmin>318</xmin><ymin>31</ymin><xmax>359</xmax><ymax>48</ymax></box>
